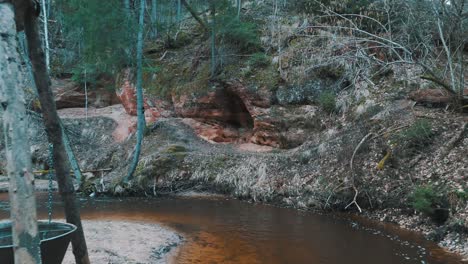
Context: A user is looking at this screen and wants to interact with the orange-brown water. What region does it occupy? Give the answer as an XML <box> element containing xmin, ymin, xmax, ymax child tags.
<box><xmin>0</xmin><ymin>194</ymin><xmax>465</xmax><ymax>264</ymax></box>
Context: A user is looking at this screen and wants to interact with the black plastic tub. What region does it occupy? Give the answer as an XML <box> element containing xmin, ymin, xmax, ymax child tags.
<box><xmin>0</xmin><ymin>221</ymin><xmax>76</xmax><ymax>264</ymax></box>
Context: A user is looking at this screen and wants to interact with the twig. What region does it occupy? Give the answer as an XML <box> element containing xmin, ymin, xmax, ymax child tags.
<box><xmin>345</xmin><ymin>186</ymin><xmax>362</xmax><ymax>213</ymax></box>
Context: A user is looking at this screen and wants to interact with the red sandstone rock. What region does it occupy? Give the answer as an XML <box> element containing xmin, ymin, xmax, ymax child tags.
<box><xmin>116</xmin><ymin>69</ymin><xmax>174</xmax><ymax>123</ymax></box>
<box><xmin>117</xmin><ymin>79</ymin><xmax>138</xmax><ymax>116</ymax></box>
<box><xmin>181</xmin><ymin>119</ymin><xmax>247</xmax><ymax>143</ymax></box>
<box><xmin>172</xmin><ymin>80</ymin><xmax>286</xmax><ymax>147</ymax></box>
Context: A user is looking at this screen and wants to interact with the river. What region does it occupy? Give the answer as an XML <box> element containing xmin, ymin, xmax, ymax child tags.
<box><xmin>0</xmin><ymin>193</ymin><xmax>465</xmax><ymax>264</ymax></box>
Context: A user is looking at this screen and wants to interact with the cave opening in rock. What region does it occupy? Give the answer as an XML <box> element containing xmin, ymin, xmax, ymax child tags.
<box><xmin>216</xmin><ymin>89</ymin><xmax>254</xmax><ymax>129</ymax></box>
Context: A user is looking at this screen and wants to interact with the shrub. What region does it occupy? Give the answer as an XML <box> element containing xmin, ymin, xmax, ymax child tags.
<box><xmin>455</xmin><ymin>189</ymin><xmax>468</xmax><ymax>201</ymax></box>
<box><xmin>410</xmin><ymin>185</ymin><xmax>449</xmax><ymax>224</ymax></box>
<box><xmin>318</xmin><ymin>91</ymin><xmax>337</xmax><ymax>113</ymax></box>
<box><xmin>411</xmin><ymin>185</ymin><xmax>439</xmax><ymax>215</ymax></box>
<box><xmin>398</xmin><ymin>119</ymin><xmax>434</xmax><ymax>148</ymax></box>
<box><xmin>248</xmin><ymin>53</ymin><xmax>270</xmax><ymax>67</ymax></box>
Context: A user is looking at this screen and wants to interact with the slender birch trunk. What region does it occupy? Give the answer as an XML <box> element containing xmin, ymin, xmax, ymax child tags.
<box><xmin>177</xmin><ymin>0</ymin><xmax>182</xmax><ymax>23</ymax></box>
<box><xmin>0</xmin><ymin>3</ymin><xmax>42</xmax><ymax>263</ymax></box>
<box><xmin>125</xmin><ymin>0</ymin><xmax>146</xmax><ymax>182</ymax></box>
<box><xmin>41</xmin><ymin>0</ymin><xmax>50</xmax><ymax>71</ymax></box>
<box><xmin>151</xmin><ymin>0</ymin><xmax>158</xmax><ymax>38</ymax></box>
<box><xmin>210</xmin><ymin>1</ymin><xmax>217</xmax><ymax>77</ymax></box>
<box><xmin>23</xmin><ymin>5</ymin><xmax>90</xmax><ymax>264</ymax></box>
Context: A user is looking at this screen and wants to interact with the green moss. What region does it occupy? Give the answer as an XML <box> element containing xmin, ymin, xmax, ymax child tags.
<box><xmin>135</xmin><ymin>161</ymin><xmax>146</xmax><ymax>177</ymax></box>
<box><xmin>248</xmin><ymin>65</ymin><xmax>281</xmax><ymax>90</ymax></box>
<box><xmin>163</xmin><ymin>145</ymin><xmax>188</xmax><ymax>154</ymax></box>
<box><xmin>314</xmin><ymin>65</ymin><xmax>344</xmax><ymax>80</ymax></box>
<box><xmin>165</xmin><ymin>31</ymin><xmax>193</xmax><ymax>49</ymax></box>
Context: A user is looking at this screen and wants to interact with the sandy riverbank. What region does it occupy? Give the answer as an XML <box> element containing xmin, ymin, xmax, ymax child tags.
<box><xmin>62</xmin><ymin>220</ymin><xmax>182</xmax><ymax>264</ymax></box>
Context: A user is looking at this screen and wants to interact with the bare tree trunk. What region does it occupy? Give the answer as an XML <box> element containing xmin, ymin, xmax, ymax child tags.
<box><xmin>0</xmin><ymin>3</ymin><xmax>42</xmax><ymax>263</ymax></box>
<box><xmin>177</xmin><ymin>0</ymin><xmax>182</xmax><ymax>24</ymax></box>
<box><xmin>125</xmin><ymin>0</ymin><xmax>146</xmax><ymax>182</ymax></box>
<box><xmin>124</xmin><ymin>0</ymin><xmax>130</xmax><ymax>16</ymax></box>
<box><xmin>151</xmin><ymin>0</ymin><xmax>158</xmax><ymax>38</ymax></box>
<box><xmin>61</xmin><ymin>121</ymin><xmax>83</xmax><ymax>186</ymax></box>
<box><xmin>41</xmin><ymin>0</ymin><xmax>50</xmax><ymax>71</ymax></box>
<box><xmin>209</xmin><ymin>0</ymin><xmax>217</xmax><ymax>77</ymax></box>
<box><xmin>23</xmin><ymin>5</ymin><xmax>90</xmax><ymax>264</ymax></box>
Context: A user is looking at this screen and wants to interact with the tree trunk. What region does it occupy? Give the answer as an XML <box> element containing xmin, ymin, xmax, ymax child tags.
<box><xmin>0</xmin><ymin>3</ymin><xmax>42</xmax><ymax>263</ymax></box>
<box><xmin>237</xmin><ymin>0</ymin><xmax>241</xmax><ymax>19</ymax></box>
<box><xmin>125</xmin><ymin>0</ymin><xmax>146</xmax><ymax>182</ymax></box>
<box><xmin>61</xmin><ymin>121</ymin><xmax>83</xmax><ymax>186</ymax></box>
<box><xmin>210</xmin><ymin>1</ymin><xmax>217</xmax><ymax>77</ymax></box>
<box><xmin>124</xmin><ymin>0</ymin><xmax>130</xmax><ymax>16</ymax></box>
<box><xmin>151</xmin><ymin>0</ymin><xmax>158</xmax><ymax>39</ymax></box>
<box><xmin>177</xmin><ymin>0</ymin><xmax>182</xmax><ymax>23</ymax></box>
<box><xmin>41</xmin><ymin>0</ymin><xmax>50</xmax><ymax>71</ymax></box>
<box><xmin>23</xmin><ymin>5</ymin><xmax>90</xmax><ymax>264</ymax></box>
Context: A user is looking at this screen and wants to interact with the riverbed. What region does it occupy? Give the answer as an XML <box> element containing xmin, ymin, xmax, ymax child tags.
<box><xmin>0</xmin><ymin>193</ymin><xmax>465</xmax><ymax>264</ymax></box>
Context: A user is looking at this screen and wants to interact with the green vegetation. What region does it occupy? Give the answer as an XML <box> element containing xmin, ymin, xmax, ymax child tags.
<box><xmin>398</xmin><ymin>119</ymin><xmax>434</xmax><ymax>148</ymax></box>
<box><xmin>248</xmin><ymin>53</ymin><xmax>270</xmax><ymax>68</ymax></box>
<box><xmin>219</xmin><ymin>19</ymin><xmax>261</xmax><ymax>52</ymax></box>
<box><xmin>455</xmin><ymin>189</ymin><xmax>468</xmax><ymax>201</ymax></box>
<box><xmin>163</xmin><ymin>145</ymin><xmax>188</xmax><ymax>154</ymax></box>
<box><xmin>318</xmin><ymin>91</ymin><xmax>337</xmax><ymax>113</ymax></box>
<box><xmin>410</xmin><ymin>185</ymin><xmax>440</xmax><ymax>215</ymax></box>
<box><xmin>58</xmin><ymin>0</ymin><xmax>136</xmax><ymax>82</ymax></box>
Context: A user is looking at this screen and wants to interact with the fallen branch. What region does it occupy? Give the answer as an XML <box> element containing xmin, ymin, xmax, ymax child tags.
<box><xmin>420</xmin><ymin>75</ymin><xmax>456</xmax><ymax>95</ymax></box>
<box><xmin>345</xmin><ymin>186</ymin><xmax>362</xmax><ymax>213</ymax></box>
<box><xmin>34</xmin><ymin>168</ymin><xmax>112</xmax><ymax>175</ymax></box>
<box><xmin>347</xmin><ymin>132</ymin><xmax>373</xmax><ymax>213</ymax></box>
<box><xmin>438</xmin><ymin>122</ymin><xmax>467</xmax><ymax>159</ymax></box>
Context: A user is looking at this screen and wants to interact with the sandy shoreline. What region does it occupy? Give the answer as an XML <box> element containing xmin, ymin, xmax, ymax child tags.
<box><xmin>62</xmin><ymin>220</ymin><xmax>182</xmax><ymax>264</ymax></box>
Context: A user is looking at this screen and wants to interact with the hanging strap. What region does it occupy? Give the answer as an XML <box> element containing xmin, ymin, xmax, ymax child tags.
<box><xmin>47</xmin><ymin>143</ymin><xmax>54</xmax><ymax>224</ymax></box>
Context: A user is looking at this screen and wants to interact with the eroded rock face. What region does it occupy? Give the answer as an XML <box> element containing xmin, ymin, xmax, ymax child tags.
<box><xmin>117</xmin><ymin>79</ymin><xmax>138</xmax><ymax>116</ymax></box>
<box><xmin>116</xmin><ymin>69</ymin><xmax>174</xmax><ymax>124</ymax></box>
<box><xmin>116</xmin><ymin>70</ymin><xmax>322</xmax><ymax>148</ymax></box>
<box><xmin>53</xmin><ymin>78</ymin><xmax>120</xmax><ymax>109</ymax></box>
<box><xmin>173</xmin><ymin>85</ymin><xmax>256</xmax><ymax>144</ymax></box>
<box><xmin>173</xmin><ymin>80</ymin><xmax>322</xmax><ymax>148</ymax></box>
